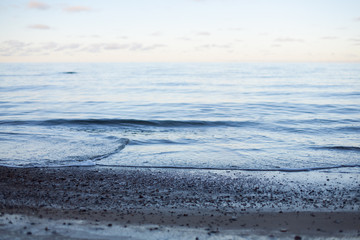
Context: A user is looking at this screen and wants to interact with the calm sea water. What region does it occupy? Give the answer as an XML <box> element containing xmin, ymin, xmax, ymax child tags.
<box><xmin>0</xmin><ymin>63</ymin><xmax>359</xmax><ymax>172</ymax></box>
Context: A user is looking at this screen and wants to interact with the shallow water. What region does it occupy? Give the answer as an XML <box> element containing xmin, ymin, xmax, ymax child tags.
<box><xmin>0</xmin><ymin>62</ymin><xmax>359</xmax><ymax>172</ymax></box>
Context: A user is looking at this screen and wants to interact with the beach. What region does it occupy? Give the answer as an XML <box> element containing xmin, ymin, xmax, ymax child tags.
<box><xmin>1</xmin><ymin>0</ymin><xmax>360</xmax><ymax>236</ymax></box>
<box><xmin>0</xmin><ymin>166</ymin><xmax>359</xmax><ymax>239</ymax></box>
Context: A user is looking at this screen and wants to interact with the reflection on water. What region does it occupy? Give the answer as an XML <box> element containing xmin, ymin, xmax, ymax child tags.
<box><xmin>0</xmin><ymin>63</ymin><xmax>359</xmax><ymax>171</ymax></box>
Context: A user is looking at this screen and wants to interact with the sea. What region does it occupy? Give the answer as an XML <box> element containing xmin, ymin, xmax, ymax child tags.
<box><xmin>0</xmin><ymin>62</ymin><xmax>359</xmax><ymax>173</ymax></box>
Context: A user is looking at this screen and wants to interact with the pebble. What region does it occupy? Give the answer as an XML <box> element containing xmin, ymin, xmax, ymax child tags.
<box><xmin>0</xmin><ymin>166</ymin><xmax>359</xmax><ymax>239</ymax></box>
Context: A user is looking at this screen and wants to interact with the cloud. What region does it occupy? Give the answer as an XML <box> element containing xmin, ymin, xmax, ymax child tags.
<box><xmin>28</xmin><ymin>1</ymin><xmax>50</xmax><ymax>10</ymax></box>
<box><xmin>0</xmin><ymin>40</ymin><xmax>32</xmax><ymax>56</ymax></box>
<box><xmin>196</xmin><ymin>43</ymin><xmax>232</xmax><ymax>50</ymax></box>
<box><xmin>335</xmin><ymin>27</ymin><xmax>347</xmax><ymax>30</ymax></box>
<box><xmin>0</xmin><ymin>41</ymin><xmax>81</xmax><ymax>56</ymax></box>
<box><xmin>177</xmin><ymin>37</ymin><xmax>192</xmax><ymax>41</ymax></box>
<box><xmin>197</xmin><ymin>32</ymin><xmax>211</xmax><ymax>36</ymax></box>
<box><xmin>41</xmin><ymin>42</ymin><xmax>58</xmax><ymax>50</ymax></box>
<box><xmin>0</xmin><ymin>41</ymin><xmax>167</xmax><ymax>57</ymax></box>
<box><xmin>103</xmin><ymin>43</ymin><xmax>129</xmax><ymax>50</ymax></box>
<box><xmin>274</xmin><ymin>37</ymin><xmax>304</xmax><ymax>42</ymax></box>
<box><xmin>80</xmin><ymin>42</ymin><xmax>167</xmax><ymax>53</ymax></box>
<box><xmin>101</xmin><ymin>42</ymin><xmax>166</xmax><ymax>52</ymax></box>
<box><xmin>127</xmin><ymin>43</ymin><xmax>141</xmax><ymax>51</ymax></box>
<box><xmin>21</xmin><ymin>42</ymin><xmax>58</xmax><ymax>54</ymax></box>
<box><xmin>349</xmin><ymin>38</ymin><xmax>360</xmax><ymax>42</ymax></box>
<box><xmin>82</xmin><ymin>43</ymin><xmax>103</xmax><ymax>53</ymax></box>
<box><xmin>141</xmin><ymin>44</ymin><xmax>167</xmax><ymax>51</ymax></box>
<box><xmin>28</xmin><ymin>2</ymin><xmax>93</xmax><ymax>12</ymax></box>
<box><xmin>54</xmin><ymin>44</ymin><xmax>81</xmax><ymax>51</ymax></box>
<box><xmin>78</xmin><ymin>35</ymin><xmax>101</xmax><ymax>39</ymax></box>
<box><xmin>28</xmin><ymin>24</ymin><xmax>50</xmax><ymax>30</ymax></box>
<box><xmin>2</xmin><ymin>40</ymin><xmax>30</xmax><ymax>48</ymax></box>
<box><xmin>355</xmin><ymin>17</ymin><xmax>360</xmax><ymax>21</ymax></box>
<box><xmin>64</xmin><ymin>6</ymin><xmax>91</xmax><ymax>12</ymax></box>
<box><xmin>349</xmin><ymin>38</ymin><xmax>360</xmax><ymax>45</ymax></box>
<box><xmin>228</xmin><ymin>27</ymin><xmax>243</xmax><ymax>31</ymax></box>
<box><xmin>321</xmin><ymin>36</ymin><xmax>338</xmax><ymax>40</ymax></box>
<box><xmin>118</xmin><ymin>36</ymin><xmax>128</xmax><ymax>40</ymax></box>
<box><xmin>149</xmin><ymin>32</ymin><xmax>162</xmax><ymax>37</ymax></box>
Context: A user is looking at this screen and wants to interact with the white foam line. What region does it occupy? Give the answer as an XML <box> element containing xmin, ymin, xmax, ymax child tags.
<box><xmin>96</xmin><ymin>164</ymin><xmax>360</xmax><ymax>172</ymax></box>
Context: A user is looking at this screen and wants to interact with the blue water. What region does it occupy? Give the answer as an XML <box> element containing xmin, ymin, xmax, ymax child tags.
<box><xmin>0</xmin><ymin>62</ymin><xmax>359</xmax><ymax>172</ymax></box>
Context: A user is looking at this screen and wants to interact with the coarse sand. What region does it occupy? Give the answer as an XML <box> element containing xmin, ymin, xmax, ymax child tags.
<box><xmin>0</xmin><ymin>166</ymin><xmax>359</xmax><ymax>239</ymax></box>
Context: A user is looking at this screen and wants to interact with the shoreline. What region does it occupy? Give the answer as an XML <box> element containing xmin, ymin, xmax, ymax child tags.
<box><xmin>1</xmin><ymin>166</ymin><xmax>359</xmax><ymax>239</ymax></box>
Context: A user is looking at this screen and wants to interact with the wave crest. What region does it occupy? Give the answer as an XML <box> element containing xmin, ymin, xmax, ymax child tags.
<box><xmin>0</xmin><ymin>119</ymin><xmax>257</xmax><ymax>128</ymax></box>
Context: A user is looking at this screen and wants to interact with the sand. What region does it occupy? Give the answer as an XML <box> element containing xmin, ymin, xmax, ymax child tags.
<box><xmin>0</xmin><ymin>166</ymin><xmax>359</xmax><ymax>239</ymax></box>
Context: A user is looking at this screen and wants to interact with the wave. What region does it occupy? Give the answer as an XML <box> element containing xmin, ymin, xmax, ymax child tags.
<box><xmin>0</xmin><ymin>135</ymin><xmax>130</xmax><ymax>167</ymax></box>
<box><xmin>0</xmin><ymin>138</ymin><xmax>129</xmax><ymax>168</ymax></box>
<box><xmin>1</xmin><ymin>119</ymin><xmax>358</xmax><ymax>135</ymax></box>
<box><xmin>277</xmin><ymin>118</ymin><xmax>360</xmax><ymax>125</ymax></box>
<box><xmin>130</xmin><ymin>139</ymin><xmax>188</xmax><ymax>145</ymax></box>
<box><xmin>313</xmin><ymin>146</ymin><xmax>360</xmax><ymax>152</ymax></box>
<box><xmin>44</xmin><ymin>163</ymin><xmax>360</xmax><ymax>172</ymax></box>
<box><xmin>61</xmin><ymin>71</ymin><xmax>77</xmax><ymax>74</ymax></box>
<box><xmin>0</xmin><ymin>71</ymin><xmax>78</xmax><ymax>77</ymax></box>
<box><xmin>336</xmin><ymin>126</ymin><xmax>360</xmax><ymax>132</ymax></box>
<box><xmin>64</xmin><ymin>138</ymin><xmax>129</xmax><ymax>162</ymax></box>
<box><xmin>0</xmin><ymin>160</ymin><xmax>97</xmax><ymax>168</ymax></box>
<box><xmin>3</xmin><ymin>161</ymin><xmax>359</xmax><ymax>172</ymax></box>
<box><xmin>0</xmin><ymin>119</ymin><xmax>258</xmax><ymax>128</ymax></box>
<box><xmin>87</xmin><ymin>138</ymin><xmax>129</xmax><ymax>160</ymax></box>
<box><xmin>103</xmin><ymin>164</ymin><xmax>360</xmax><ymax>172</ymax></box>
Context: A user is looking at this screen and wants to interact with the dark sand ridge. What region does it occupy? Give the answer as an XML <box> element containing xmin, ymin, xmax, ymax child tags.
<box><xmin>0</xmin><ymin>166</ymin><xmax>359</xmax><ymax>239</ymax></box>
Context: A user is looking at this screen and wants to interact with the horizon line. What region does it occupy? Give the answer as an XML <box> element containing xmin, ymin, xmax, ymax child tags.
<box><xmin>1</xmin><ymin>60</ymin><xmax>360</xmax><ymax>64</ymax></box>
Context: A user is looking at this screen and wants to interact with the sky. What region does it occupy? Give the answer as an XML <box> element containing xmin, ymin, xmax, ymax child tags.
<box><xmin>0</xmin><ymin>0</ymin><xmax>359</xmax><ymax>62</ymax></box>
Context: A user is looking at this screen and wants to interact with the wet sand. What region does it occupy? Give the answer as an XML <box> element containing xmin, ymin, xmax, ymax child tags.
<box><xmin>0</xmin><ymin>166</ymin><xmax>359</xmax><ymax>239</ymax></box>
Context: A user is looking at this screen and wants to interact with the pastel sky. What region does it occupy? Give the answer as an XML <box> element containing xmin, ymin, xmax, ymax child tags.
<box><xmin>1</xmin><ymin>0</ymin><xmax>359</xmax><ymax>62</ymax></box>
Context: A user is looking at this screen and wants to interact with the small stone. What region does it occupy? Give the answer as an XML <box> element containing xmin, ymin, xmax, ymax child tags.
<box><xmin>294</xmin><ymin>236</ymin><xmax>302</xmax><ymax>240</ymax></box>
<box><xmin>280</xmin><ymin>229</ymin><xmax>287</xmax><ymax>232</ymax></box>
